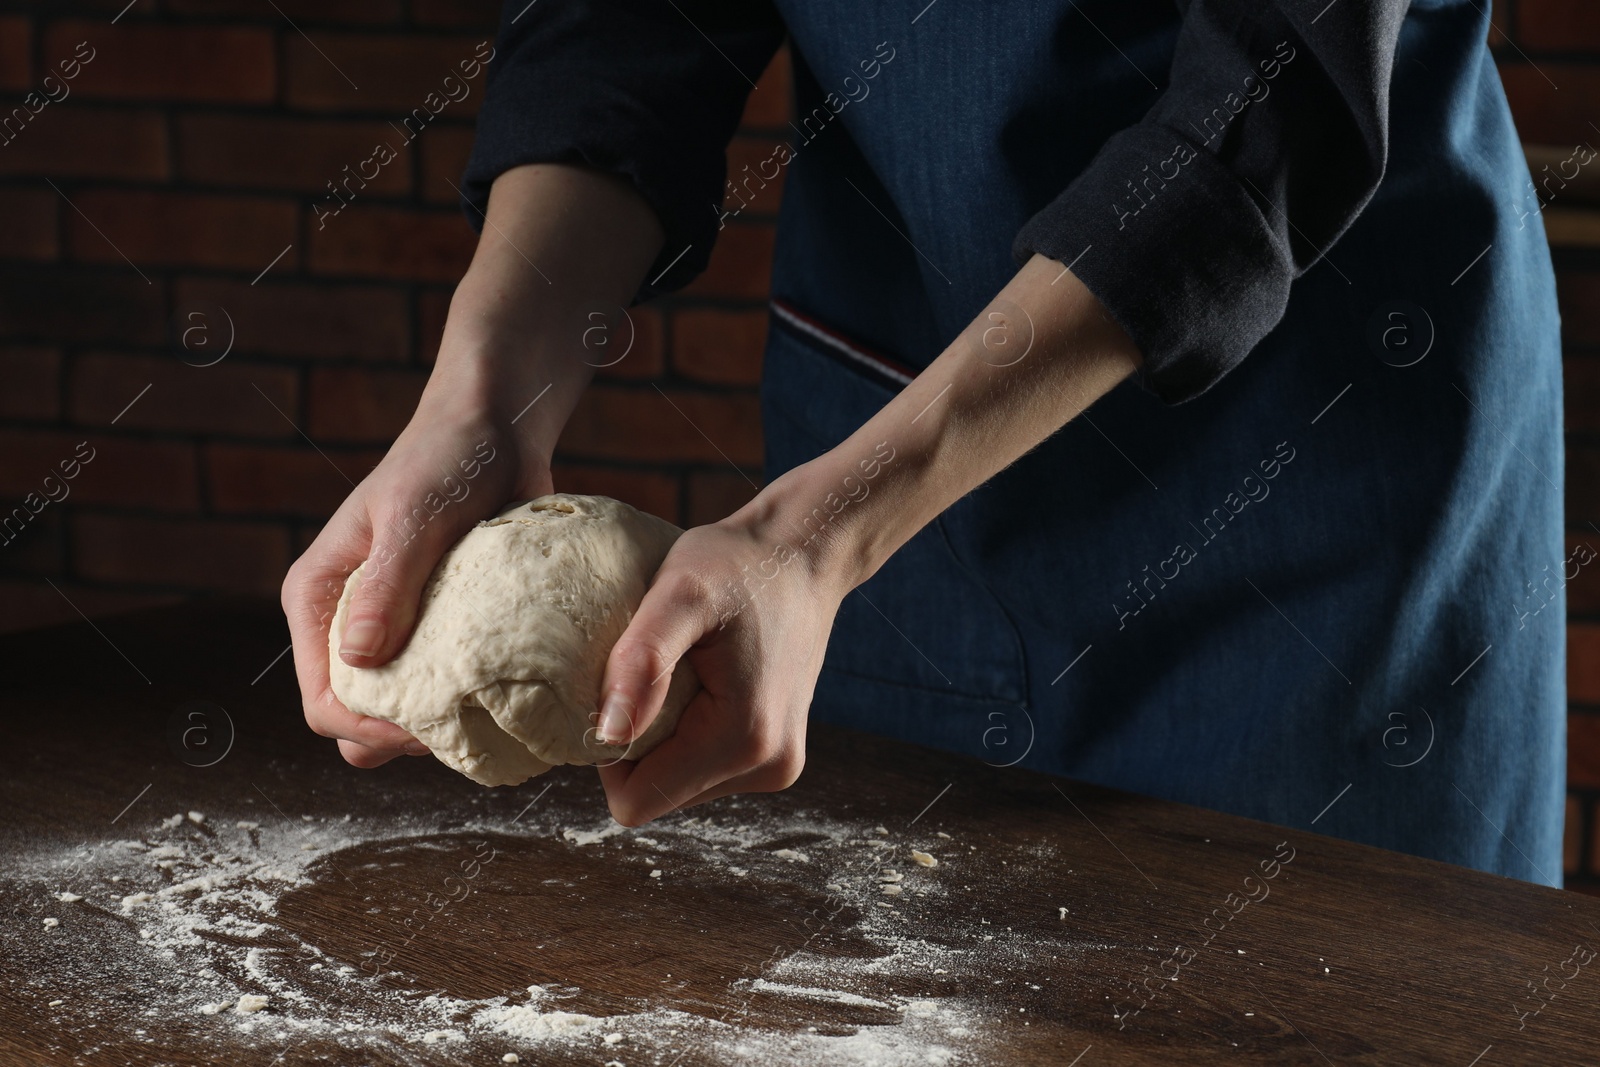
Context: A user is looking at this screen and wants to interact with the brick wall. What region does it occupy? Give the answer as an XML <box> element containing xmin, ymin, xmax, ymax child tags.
<box><xmin>1</xmin><ymin>1</ymin><xmax>1597</xmax><ymax>888</ymax></box>
<box><xmin>1500</xmin><ymin>1</ymin><xmax>1600</xmax><ymax>891</ymax></box>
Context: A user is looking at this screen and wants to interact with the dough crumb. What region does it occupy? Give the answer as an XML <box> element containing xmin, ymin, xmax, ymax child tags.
<box><xmin>881</xmin><ymin>884</ymin><xmax>903</xmax><ymax>896</ymax></box>
<box><xmin>936</xmin><ymin>831</ymin><xmax>952</xmax><ymax>839</ymax></box>
<box><xmin>911</xmin><ymin>850</ymin><xmax>938</xmax><ymax>868</ymax></box>
<box><xmin>772</xmin><ymin>848</ymin><xmax>809</xmax><ymax>863</ymax></box>
<box><xmin>49</xmin><ymin>1000</ymin><xmax>64</xmax><ymax>1007</ymax></box>
<box><xmin>199</xmin><ymin>1001</ymin><xmax>233</xmax><ymax>1015</ymax></box>
<box><xmin>161</xmin><ymin>814</ymin><xmax>184</xmax><ymax>830</ymax></box>
<box><xmin>236</xmin><ymin>821</ymin><xmax>260</xmax><ymax>830</ymax></box>
<box><xmin>55</xmin><ymin>892</ymin><xmax>82</xmax><ymax>903</ymax></box>
<box><xmin>502</xmin><ymin>1055</ymin><xmax>520</xmax><ymax>1064</ymax></box>
<box><xmin>422</xmin><ymin>1030</ymin><xmax>462</xmax><ymax>1042</ymax></box>
<box><xmin>873</xmin><ymin>826</ymin><xmax>888</xmax><ymax>835</ymax></box>
<box><xmin>187</xmin><ymin>811</ymin><xmax>206</xmax><ymax>824</ymax></box>
<box><xmin>649</xmin><ymin>869</ymin><xmax>662</xmax><ymax>879</ymax></box>
<box><xmin>235</xmin><ymin>995</ymin><xmax>269</xmax><ymax>1014</ymax></box>
<box><xmin>825</xmin><ymin>883</ymin><xmax>844</xmax><ymax>891</ymax></box>
<box><xmin>879</xmin><ymin>869</ymin><xmax>902</xmax><ymax>883</ymax></box>
<box><xmin>42</xmin><ymin>917</ymin><xmax>59</xmax><ymax>928</ymax></box>
<box><xmin>1058</xmin><ymin>907</ymin><xmax>1068</xmax><ymax>919</ymax></box>
<box><xmin>604</xmin><ymin>1032</ymin><xmax>624</xmax><ymax>1045</ymax></box>
<box><xmin>120</xmin><ymin>892</ymin><xmax>152</xmax><ymax>912</ymax></box>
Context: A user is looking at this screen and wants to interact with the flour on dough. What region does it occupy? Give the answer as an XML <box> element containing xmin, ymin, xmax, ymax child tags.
<box><xmin>328</xmin><ymin>495</ymin><xmax>699</xmax><ymax>787</ymax></box>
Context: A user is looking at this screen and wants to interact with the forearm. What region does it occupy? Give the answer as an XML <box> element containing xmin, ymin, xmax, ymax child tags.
<box><xmin>750</xmin><ymin>254</ymin><xmax>1142</xmax><ymax>591</ymax></box>
<box><xmin>426</xmin><ymin>163</ymin><xmax>665</xmax><ymax>462</ymax></box>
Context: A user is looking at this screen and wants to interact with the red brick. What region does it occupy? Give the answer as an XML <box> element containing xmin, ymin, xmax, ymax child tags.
<box><xmin>66</xmin><ymin>189</ymin><xmax>298</xmax><ymax>273</ymax></box>
<box><xmin>593</xmin><ymin>305</ymin><xmax>665</xmax><ymax>381</ymax></box>
<box><xmin>208</xmin><ymin>444</ymin><xmax>382</xmax><ymax>517</ymax></box>
<box><xmin>1572</xmin><ymin>443</ymin><xmax>1600</xmax><ymax>527</ymax></box>
<box><xmin>306</xmin><ymin>366</ymin><xmax>428</xmax><ymax>442</ymax></box>
<box><xmin>175</xmin><ymin>277</ymin><xmax>410</xmax><ymax>362</ymax></box>
<box><xmin>1569</xmin><ymin>534</ymin><xmax>1600</xmax><ymax>617</ymax></box>
<box><xmin>285</xmin><ymin>32</ymin><xmax>493</xmax><ymax>114</ymax></box>
<box><xmin>0</xmin><ymin>346</ymin><xmax>59</xmax><ymax>419</ymax></box>
<box><xmin>0</xmin><ymin>17</ymin><xmax>30</xmax><ymax>91</ymax></box>
<box><xmin>1570</xmin><ymin>712</ymin><xmax>1600</xmax><ymax>788</ymax></box>
<box><xmin>724</xmin><ymin>135</ymin><xmax>791</xmax><ymax>218</ymax></box>
<box><xmin>179</xmin><ymin>115</ymin><xmax>412</xmax><ymax>196</ymax></box>
<box><xmin>1568</xmin><ymin>355</ymin><xmax>1600</xmax><ymax>436</ymax></box>
<box><xmin>0</xmin><ymin>107</ymin><xmax>168</xmax><ymax>179</ymax></box>
<box><xmin>673</xmin><ymin>308</ymin><xmax>767</xmax><ymax>385</ymax></box>
<box><xmin>0</xmin><ymin>265</ymin><xmax>165</xmax><ymax>344</ymax></box>
<box><xmin>740</xmin><ymin>45</ymin><xmax>791</xmax><ymax>130</ymax></box>
<box><xmin>1518</xmin><ymin>0</ymin><xmax>1600</xmax><ymax>51</ymax></box>
<box><xmin>0</xmin><ymin>508</ymin><xmax>63</xmax><ymax>576</ymax></box>
<box><xmin>0</xmin><ymin>188</ymin><xmax>57</xmax><ymax>260</ymax></box>
<box><xmin>549</xmin><ymin>462</ymin><xmax>681</xmax><ymax>524</ymax></box>
<box><xmin>686</xmin><ymin>470</ymin><xmax>762</xmax><ymax>527</ymax></box>
<box><xmin>75</xmin><ymin>512</ymin><xmax>290</xmax><ymax>595</ymax></box>
<box><xmin>684</xmin><ymin>223</ymin><xmax>775</xmax><ymax>300</ymax></box>
<box><xmin>411</xmin><ymin>0</ymin><xmax>501</xmax><ymax>27</ymax></box>
<box><xmin>560</xmin><ymin>386</ymin><xmax>764</xmax><ymax>466</ymax></box>
<box><xmin>420</xmin><ymin>124</ymin><xmax>475</xmax><ymax>204</ymax></box>
<box><xmin>166</xmin><ymin>0</ymin><xmax>402</xmax><ymax>24</ymax></box>
<box><xmin>1572</xmin><ymin>622</ymin><xmax>1600</xmax><ymax>705</ymax></box>
<box><xmin>1566</xmin><ymin>793</ymin><xmax>1584</xmax><ymax>876</ymax></box>
<box><xmin>1558</xmin><ymin>272</ymin><xmax>1600</xmax><ymax>348</ymax></box>
<box><xmin>309</xmin><ymin>205</ymin><xmax>475</xmax><ymax>282</ymax></box>
<box><xmin>1499</xmin><ymin>63</ymin><xmax>1600</xmax><ymax>146</ymax></box>
<box><xmin>69</xmin><ymin>352</ymin><xmax>300</xmax><ymax>439</ymax></box>
<box><xmin>0</xmin><ymin>427</ymin><xmax>199</xmax><ymax>512</ymax></box>
<box><xmin>46</xmin><ymin>22</ymin><xmax>275</xmax><ymax>103</ymax></box>
<box><xmin>0</xmin><ymin>579</ymin><xmax>180</xmax><ymax>637</ymax></box>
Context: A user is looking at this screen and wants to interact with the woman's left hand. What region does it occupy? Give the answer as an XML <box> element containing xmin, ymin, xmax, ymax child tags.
<box><xmin>593</xmin><ymin>498</ymin><xmax>849</xmax><ymax>826</ymax></box>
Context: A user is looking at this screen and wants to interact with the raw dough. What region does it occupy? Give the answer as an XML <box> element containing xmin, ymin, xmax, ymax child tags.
<box><xmin>328</xmin><ymin>495</ymin><xmax>699</xmax><ymax>787</ymax></box>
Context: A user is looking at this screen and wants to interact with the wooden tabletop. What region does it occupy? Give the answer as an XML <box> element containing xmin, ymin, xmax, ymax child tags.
<box><xmin>1</xmin><ymin>601</ymin><xmax>1596</xmax><ymax>1067</ymax></box>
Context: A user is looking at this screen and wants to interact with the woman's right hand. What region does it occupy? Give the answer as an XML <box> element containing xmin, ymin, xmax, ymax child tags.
<box><xmin>280</xmin><ymin>371</ymin><xmax>552</xmax><ymax>769</ymax></box>
<box><xmin>279</xmin><ymin>163</ymin><xmax>665</xmax><ymax>768</ymax></box>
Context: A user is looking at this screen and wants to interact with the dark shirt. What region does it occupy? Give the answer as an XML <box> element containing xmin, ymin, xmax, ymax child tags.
<box><xmin>463</xmin><ymin>0</ymin><xmax>1406</xmax><ymax>403</ymax></box>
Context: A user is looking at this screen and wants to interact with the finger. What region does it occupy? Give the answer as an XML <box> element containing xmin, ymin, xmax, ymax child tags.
<box><xmin>338</xmin><ymin>738</ymin><xmax>404</xmax><ymax>769</ymax></box>
<box><xmin>597</xmin><ymin>696</ymin><xmax>799</xmax><ymax>826</ymax></box>
<box><xmin>336</xmin><ymin>479</ymin><xmax>489</xmax><ymax>668</ymax></box>
<box><xmin>595</xmin><ymin>569</ymin><xmax>716</xmax><ymax>746</ymax></box>
<box><xmin>282</xmin><ymin>524</ymin><xmax>418</xmax><ymax>756</ymax></box>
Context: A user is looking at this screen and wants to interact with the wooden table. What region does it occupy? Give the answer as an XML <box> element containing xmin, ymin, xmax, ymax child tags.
<box><xmin>2</xmin><ymin>601</ymin><xmax>1596</xmax><ymax>1066</ymax></box>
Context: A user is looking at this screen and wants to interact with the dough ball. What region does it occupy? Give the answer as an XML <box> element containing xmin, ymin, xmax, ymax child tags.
<box><xmin>328</xmin><ymin>495</ymin><xmax>700</xmax><ymax>787</ymax></box>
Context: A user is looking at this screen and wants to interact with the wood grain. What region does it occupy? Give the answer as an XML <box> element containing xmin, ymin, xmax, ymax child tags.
<box><xmin>0</xmin><ymin>600</ymin><xmax>1596</xmax><ymax>1066</ymax></box>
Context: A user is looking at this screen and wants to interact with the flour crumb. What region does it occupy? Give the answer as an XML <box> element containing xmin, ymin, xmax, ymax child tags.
<box><xmin>161</xmin><ymin>814</ymin><xmax>184</xmax><ymax>830</ymax></box>
<box><xmin>235</xmin><ymin>820</ymin><xmax>259</xmax><ymax>830</ymax></box>
<box><xmin>881</xmin><ymin>884</ymin><xmax>903</xmax><ymax>896</ymax></box>
<box><xmin>49</xmin><ymin>1000</ymin><xmax>64</xmax><ymax>1007</ymax></box>
<box><xmin>911</xmin><ymin>850</ymin><xmax>938</xmax><ymax>868</ymax></box>
<box><xmin>55</xmin><ymin>892</ymin><xmax>81</xmax><ymax>903</ymax></box>
<box><xmin>604</xmin><ymin>1032</ymin><xmax>624</xmax><ymax>1045</ymax></box>
<box><xmin>773</xmin><ymin>848</ymin><xmax>809</xmax><ymax>863</ymax></box>
<box><xmin>936</xmin><ymin>831</ymin><xmax>952</xmax><ymax>839</ymax></box>
<box><xmin>120</xmin><ymin>892</ymin><xmax>153</xmax><ymax>912</ymax></box>
<box><xmin>649</xmin><ymin>869</ymin><xmax>662</xmax><ymax>879</ymax></box>
<box><xmin>1058</xmin><ymin>907</ymin><xmax>1068</xmax><ymax>919</ymax></box>
<box><xmin>199</xmin><ymin>1001</ymin><xmax>233</xmax><ymax>1015</ymax></box>
<box><xmin>879</xmin><ymin>869</ymin><xmax>902</xmax><ymax>882</ymax></box>
<box><xmin>873</xmin><ymin>826</ymin><xmax>888</xmax><ymax>835</ymax></box>
<box><xmin>422</xmin><ymin>1030</ymin><xmax>462</xmax><ymax>1042</ymax></box>
<box><xmin>188</xmin><ymin>811</ymin><xmax>206</xmax><ymax>824</ymax></box>
<box><xmin>501</xmin><ymin>1055</ymin><xmax>520</xmax><ymax>1064</ymax></box>
<box><xmin>235</xmin><ymin>995</ymin><xmax>269</xmax><ymax>1014</ymax></box>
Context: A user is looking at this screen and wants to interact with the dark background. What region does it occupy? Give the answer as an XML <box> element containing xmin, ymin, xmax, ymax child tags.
<box><xmin>1</xmin><ymin>0</ymin><xmax>1598</xmax><ymax>886</ymax></box>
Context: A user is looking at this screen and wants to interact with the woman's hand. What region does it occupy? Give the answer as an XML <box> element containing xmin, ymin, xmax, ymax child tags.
<box><xmin>593</xmin><ymin>491</ymin><xmax>852</xmax><ymax>826</ymax></box>
<box><xmin>280</xmin><ymin>375</ymin><xmax>550</xmax><ymax>769</ymax></box>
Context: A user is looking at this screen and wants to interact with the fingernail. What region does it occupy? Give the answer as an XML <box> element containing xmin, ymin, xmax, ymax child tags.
<box><xmin>596</xmin><ymin>692</ymin><xmax>634</xmax><ymax>745</ymax></box>
<box><xmin>404</xmin><ymin>741</ymin><xmax>430</xmax><ymax>756</ymax></box>
<box><xmin>341</xmin><ymin>619</ymin><xmax>385</xmax><ymax>658</ymax></box>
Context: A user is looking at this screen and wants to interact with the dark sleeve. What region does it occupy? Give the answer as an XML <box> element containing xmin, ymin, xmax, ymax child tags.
<box><xmin>461</xmin><ymin>0</ymin><xmax>787</xmax><ymax>301</ymax></box>
<box><xmin>1011</xmin><ymin>0</ymin><xmax>1409</xmax><ymax>403</ymax></box>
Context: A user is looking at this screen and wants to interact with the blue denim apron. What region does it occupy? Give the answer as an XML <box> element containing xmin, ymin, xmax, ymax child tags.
<box><xmin>759</xmin><ymin>0</ymin><xmax>1566</xmax><ymax>884</ymax></box>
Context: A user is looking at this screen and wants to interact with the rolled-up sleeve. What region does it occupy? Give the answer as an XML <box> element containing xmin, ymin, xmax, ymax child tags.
<box><xmin>1012</xmin><ymin>0</ymin><xmax>1409</xmax><ymax>403</ymax></box>
<box><xmin>462</xmin><ymin>0</ymin><xmax>787</xmax><ymax>300</ymax></box>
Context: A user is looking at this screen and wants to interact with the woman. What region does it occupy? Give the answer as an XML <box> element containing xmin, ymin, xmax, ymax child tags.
<box><xmin>283</xmin><ymin>0</ymin><xmax>1565</xmax><ymax>885</ymax></box>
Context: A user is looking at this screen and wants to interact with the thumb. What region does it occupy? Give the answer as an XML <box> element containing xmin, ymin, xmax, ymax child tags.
<box><xmin>337</xmin><ymin>490</ymin><xmax>485</xmax><ymax>668</ymax></box>
<box><xmin>595</xmin><ymin>570</ymin><xmax>712</xmax><ymax>746</ymax></box>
